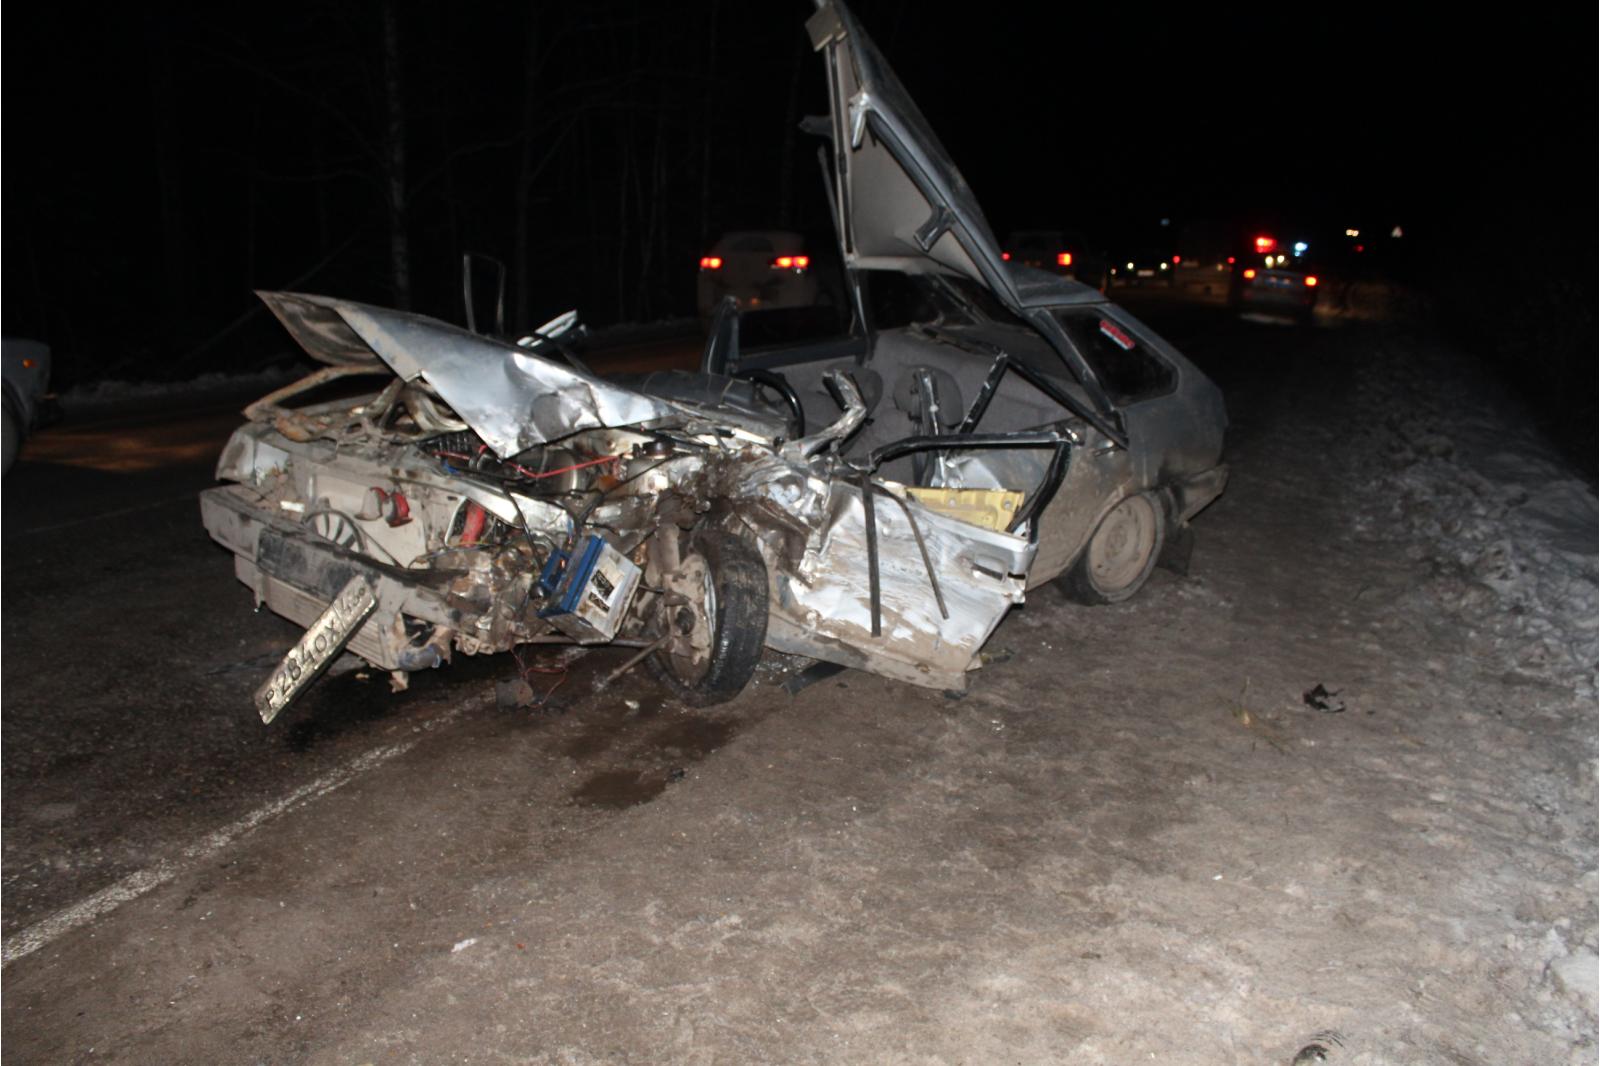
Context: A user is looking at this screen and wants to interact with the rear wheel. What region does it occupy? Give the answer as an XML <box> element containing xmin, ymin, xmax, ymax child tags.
<box><xmin>1061</xmin><ymin>492</ymin><xmax>1165</xmax><ymax>605</ymax></box>
<box><xmin>652</xmin><ymin>529</ymin><xmax>768</xmax><ymax>706</ymax></box>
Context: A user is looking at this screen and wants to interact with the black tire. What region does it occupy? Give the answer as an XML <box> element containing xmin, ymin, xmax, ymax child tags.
<box><xmin>1061</xmin><ymin>492</ymin><xmax>1166</xmax><ymax>605</ymax></box>
<box><xmin>651</xmin><ymin>529</ymin><xmax>769</xmax><ymax>706</ymax></box>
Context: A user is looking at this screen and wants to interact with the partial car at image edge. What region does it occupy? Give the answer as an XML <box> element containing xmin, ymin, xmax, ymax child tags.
<box><xmin>2</xmin><ymin>337</ymin><xmax>53</xmax><ymax>475</ymax></box>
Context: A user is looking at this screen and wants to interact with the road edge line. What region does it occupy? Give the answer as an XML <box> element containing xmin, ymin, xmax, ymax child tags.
<box><xmin>2</xmin><ymin>702</ymin><xmax>474</xmax><ymax>968</ymax></box>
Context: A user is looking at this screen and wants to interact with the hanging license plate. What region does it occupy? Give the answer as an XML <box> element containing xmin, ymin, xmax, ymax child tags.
<box><xmin>254</xmin><ymin>575</ymin><xmax>377</xmax><ymax>724</ymax></box>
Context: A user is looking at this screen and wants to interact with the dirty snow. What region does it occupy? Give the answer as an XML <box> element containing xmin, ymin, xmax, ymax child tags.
<box><xmin>1350</xmin><ymin>332</ymin><xmax>1598</xmax><ymax>697</ymax></box>
<box><xmin>59</xmin><ymin>365</ymin><xmax>302</xmax><ymax>414</ymax></box>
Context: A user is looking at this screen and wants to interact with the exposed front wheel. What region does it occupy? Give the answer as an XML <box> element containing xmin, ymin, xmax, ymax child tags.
<box><xmin>1061</xmin><ymin>492</ymin><xmax>1165</xmax><ymax>605</ymax></box>
<box><xmin>651</xmin><ymin>529</ymin><xmax>769</xmax><ymax>706</ymax></box>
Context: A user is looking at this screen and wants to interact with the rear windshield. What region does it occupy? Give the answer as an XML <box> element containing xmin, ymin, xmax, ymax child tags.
<box><xmin>1254</xmin><ymin>251</ymin><xmax>1319</xmax><ymax>273</ymax></box>
<box><xmin>863</xmin><ymin>272</ymin><xmax>974</xmax><ymax>330</ymax></box>
<box><xmin>1009</xmin><ymin>232</ymin><xmax>1062</xmax><ymax>254</ymax></box>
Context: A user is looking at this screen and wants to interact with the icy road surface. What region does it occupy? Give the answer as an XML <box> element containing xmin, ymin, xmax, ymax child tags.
<box><xmin>3</xmin><ymin>293</ymin><xmax>1594</xmax><ymax>1064</ymax></box>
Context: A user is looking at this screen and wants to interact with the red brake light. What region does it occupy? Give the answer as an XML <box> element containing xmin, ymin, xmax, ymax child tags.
<box><xmin>1253</xmin><ymin>235</ymin><xmax>1277</xmax><ymax>254</ymax></box>
<box><xmin>1056</xmin><ymin>252</ymin><xmax>1073</xmax><ymax>267</ymax></box>
<box><xmin>699</xmin><ymin>256</ymin><xmax>722</xmax><ymax>270</ymax></box>
<box><xmin>1242</xmin><ymin>268</ymin><xmax>1257</xmax><ymax>280</ymax></box>
<box><xmin>1304</xmin><ymin>275</ymin><xmax>1318</xmax><ymax>287</ymax></box>
<box><xmin>772</xmin><ymin>255</ymin><xmax>810</xmax><ymax>270</ymax></box>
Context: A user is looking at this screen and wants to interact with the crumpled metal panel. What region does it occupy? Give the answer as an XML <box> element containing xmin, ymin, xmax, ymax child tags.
<box><xmin>257</xmin><ymin>291</ymin><xmax>681</xmax><ymax>458</ymax></box>
<box><xmin>763</xmin><ymin>480</ymin><xmax>1034</xmax><ymax>691</ymax></box>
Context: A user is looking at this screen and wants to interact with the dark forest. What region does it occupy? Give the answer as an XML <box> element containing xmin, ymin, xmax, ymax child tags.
<box><xmin>4</xmin><ymin>2</ymin><xmax>1593</xmax><ymax>461</ymax></box>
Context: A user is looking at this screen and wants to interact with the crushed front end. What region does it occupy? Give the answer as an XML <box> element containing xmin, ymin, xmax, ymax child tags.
<box><xmin>202</xmin><ymin>292</ymin><xmax>1044</xmax><ymax>721</ymax></box>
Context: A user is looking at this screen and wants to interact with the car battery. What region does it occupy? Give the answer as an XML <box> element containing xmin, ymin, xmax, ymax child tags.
<box><xmin>537</xmin><ymin>535</ymin><xmax>642</xmax><ymax>643</ymax></box>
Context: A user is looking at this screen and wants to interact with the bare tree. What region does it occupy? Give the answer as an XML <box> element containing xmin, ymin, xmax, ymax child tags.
<box><xmin>380</xmin><ymin>0</ymin><xmax>411</xmax><ymax>309</ymax></box>
<box><xmin>144</xmin><ymin>16</ymin><xmax>191</xmax><ymax>335</ymax></box>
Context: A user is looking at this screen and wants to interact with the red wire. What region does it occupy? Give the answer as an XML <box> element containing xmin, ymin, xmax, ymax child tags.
<box><xmin>531</xmin><ymin>671</ymin><xmax>567</xmax><ymax>705</ymax></box>
<box><xmin>511</xmin><ymin>648</ymin><xmax>569</xmax><ymax>706</ymax></box>
<box><xmin>510</xmin><ymin>454</ymin><xmax>620</xmax><ymax>480</ymax></box>
<box><xmin>432</xmin><ymin>448</ymin><xmax>619</xmax><ymax>480</ymax></box>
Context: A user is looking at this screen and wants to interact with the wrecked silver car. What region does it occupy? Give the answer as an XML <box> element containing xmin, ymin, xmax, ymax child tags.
<box><xmin>200</xmin><ymin>0</ymin><xmax>1226</xmax><ymax>722</ymax></box>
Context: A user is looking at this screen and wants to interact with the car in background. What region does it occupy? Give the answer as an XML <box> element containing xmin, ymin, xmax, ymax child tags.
<box><xmin>1172</xmin><ymin>219</ymin><xmax>1236</xmax><ymax>297</ymax></box>
<box><xmin>1228</xmin><ymin>233</ymin><xmax>1319</xmax><ymax>322</ymax></box>
<box><xmin>2</xmin><ymin>338</ymin><xmax>52</xmax><ymax>474</ymax></box>
<box><xmin>696</xmin><ymin>230</ymin><xmax>822</xmax><ymax>320</ymax></box>
<box><xmin>1109</xmin><ymin>248</ymin><xmax>1178</xmax><ymax>287</ymax></box>
<box><xmin>1002</xmin><ymin>229</ymin><xmax>1108</xmax><ymax>290</ymax></box>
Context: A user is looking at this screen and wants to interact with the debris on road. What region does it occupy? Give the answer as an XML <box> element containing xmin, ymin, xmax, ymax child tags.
<box><xmin>1289</xmin><ymin>1030</ymin><xmax>1345</xmax><ymax>1063</ymax></box>
<box><xmin>495</xmin><ymin>679</ymin><xmax>535</xmax><ymax>710</ymax></box>
<box><xmin>1301</xmin><ymin>683</ymin><xmax>1346</xmax><ymax>713</ymax></box>
<box><xmin>1229</xmin><ymin>680</ymin><xmax>1289</xmax><ymax>752</ymax></box>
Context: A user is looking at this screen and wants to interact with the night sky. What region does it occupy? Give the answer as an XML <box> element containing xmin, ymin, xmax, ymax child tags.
<box><xmin>3</xmin><ymin>2</ymin><xmax>1592</xmax><ymax>399</ymax></box>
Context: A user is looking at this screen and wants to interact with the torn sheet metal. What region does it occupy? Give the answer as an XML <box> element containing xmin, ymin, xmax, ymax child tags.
<box><xmin>763</xmin><ymin>479</ymin><xmax>1035</xmax><ymax>692</ymax></box>
<box><xmin>257</xmin><ymin>291</ymin><xmax>682</xmax><ymax>457</ymax></box>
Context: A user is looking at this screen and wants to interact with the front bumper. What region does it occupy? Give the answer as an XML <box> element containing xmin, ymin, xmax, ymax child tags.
<box><xmin>201</xmin><ymin>484</ymin><xmax>461</xmax><ymax>671</ymax></box>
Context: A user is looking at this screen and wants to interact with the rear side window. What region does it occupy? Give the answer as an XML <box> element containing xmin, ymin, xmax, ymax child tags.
<box><xmin>1051</xmin><ymin>310</ymin><xmax>1176</xmax><ymax>405</ymax></box>
<box><xmin>727</xmin><ymin>234</ymin><xmax>775</xmax><ymax>253</ymax></box>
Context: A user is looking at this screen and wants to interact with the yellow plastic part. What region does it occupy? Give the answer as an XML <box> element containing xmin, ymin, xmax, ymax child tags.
<box><xmin>903</xmin><ymin>487</ymin><xmax>1025</xmax><ymax>531</ymax></box>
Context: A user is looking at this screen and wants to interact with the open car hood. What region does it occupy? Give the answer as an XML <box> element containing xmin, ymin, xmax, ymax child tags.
<box><xmin>258</xmin><ymin>291</ymin><xmax>680</xmax><ymax>458</ymax></box>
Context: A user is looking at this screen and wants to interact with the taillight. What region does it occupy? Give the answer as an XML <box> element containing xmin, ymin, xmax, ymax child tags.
<box><xmin>1242</xmin><ymin>268</ymin><xmax>1257</xmax><ymax>280</ymax></box>
<box><xmin>1254</xmin><ymin>235</ymin><xmax>1277</xmax><ymax>254</ymax></box>
<box><xmin>1056</xmin><ymin>252</ymin><xmax>1073</xmax><ymax>267</ymax></box>
<box><xmin>1304</xmin><ymin>275</ymin><xmax>1318</xmax><ymax>287</ymax></box>
<box><xmin>772</xmin><ymin>255</ymin><xmax>810</xmax><ymax>270</ymax></box>
<box><xmin>699</xmin><ymin>256</ymin><xmax>722</xmax><ymax>270</ymax></box>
